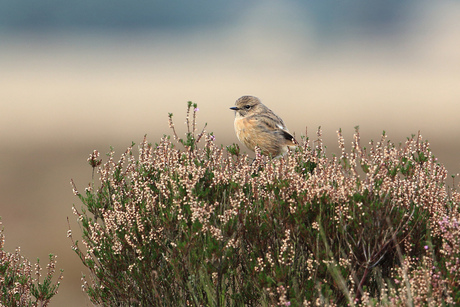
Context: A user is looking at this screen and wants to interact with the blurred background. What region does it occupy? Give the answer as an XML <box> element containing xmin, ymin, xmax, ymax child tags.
<box><xmin>1</xmin><ymin>1</ymin><xmax>459</xmax><ymax>305</ymax></box>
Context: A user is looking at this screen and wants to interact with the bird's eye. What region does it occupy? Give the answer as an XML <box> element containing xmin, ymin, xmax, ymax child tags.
<box><xmin>244</xmin><ymin>105</ymin><xmax>251</xmax><ymax>110</ymax></box>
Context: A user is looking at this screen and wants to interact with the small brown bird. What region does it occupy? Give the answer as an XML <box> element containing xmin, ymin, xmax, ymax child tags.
<box><xmin>230</xmin><ymin>96</ymin><xmax>297</xmax><ymax>157</ymax></box>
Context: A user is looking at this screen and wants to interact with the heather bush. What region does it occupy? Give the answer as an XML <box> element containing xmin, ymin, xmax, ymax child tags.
<box><xmin>0</xmin><ymin>220</ymin><xmax>62</xmax><ymax>306</ymax></box>
<box><xmin>70</xmin><ymin>102</ymin><xmax>460</xmax><ymax>306</ymax></box>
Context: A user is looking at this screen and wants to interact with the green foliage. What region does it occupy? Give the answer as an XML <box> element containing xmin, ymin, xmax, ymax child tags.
<box><xmin>226</xmin><ymin>143</ymin><xmax>240</xmax><ymax>157</ymax></box>
<box><xmin>70</xmin><ymin>103</ymin><xmax>460</xmax><ymax>306</ymax></box>
<box><xmin>0</xmin><ymin>222</ymin><xmax>62</xmax><ymax>307</ymax></box>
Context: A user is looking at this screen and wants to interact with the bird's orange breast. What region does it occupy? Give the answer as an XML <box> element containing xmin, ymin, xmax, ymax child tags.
<box><xmin>234</xmin><ymin>117</ymin><xmax>274</xmax><ymax>154</ymax></box>
<box><xmin>234</xmin><ymin>117</ymin><xmax>251</xmax><ymax>144</ymax></box>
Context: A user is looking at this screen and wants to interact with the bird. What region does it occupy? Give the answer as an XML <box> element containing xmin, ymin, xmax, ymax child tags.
<box><xmin>230</xmin><ymin>95</ymin><xmax>297</xmax><ymax>157</ymax></box>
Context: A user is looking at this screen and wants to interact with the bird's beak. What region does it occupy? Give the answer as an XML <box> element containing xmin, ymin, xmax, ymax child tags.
<box><xmin>230</xmin><ymin>107</ymin><xmax>239</xmax><ymax>111</ymax></box>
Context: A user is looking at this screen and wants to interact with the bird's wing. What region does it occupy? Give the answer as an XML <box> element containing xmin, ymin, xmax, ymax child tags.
<box><xmin>256</xmin><ymin>113</ymin><xmax>285</xmax><ymax>130</ymax></box>
<box><xmin>256</xmin><ymin>114</ymin><xmax>297</xmax><ymax>144</ymax></box>
<box><xmin>280</xmin><ymin>130</ymin><xmax>298</xmax><ymax>145</ymax></box>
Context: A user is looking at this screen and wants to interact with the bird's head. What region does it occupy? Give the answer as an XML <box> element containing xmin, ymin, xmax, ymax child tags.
<box><xmin>230</xmin><ymin>95</ymin><xmax>264</xmax><ymax>117</ymax></box>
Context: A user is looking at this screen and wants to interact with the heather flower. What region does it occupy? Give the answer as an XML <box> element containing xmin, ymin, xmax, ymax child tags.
<box><xmin>69</xmin><ymin>102</ymin><xmax>460</xmax><ymax>306</ymax></box>
<box><xmin>0</xmin><ymin>221</ymin><xmax>62</xmax><ymax>306</ymax></box>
